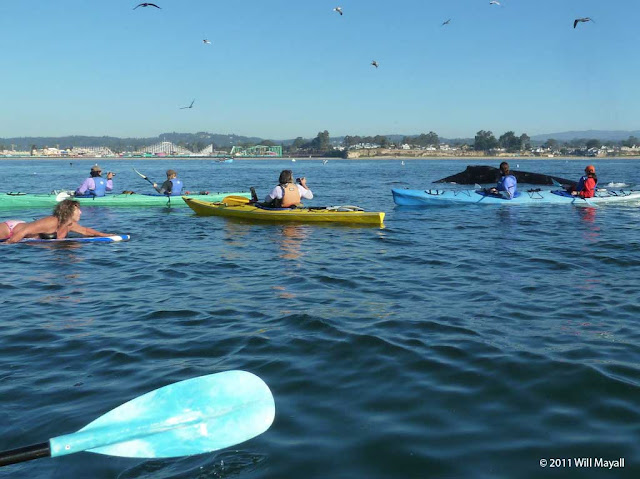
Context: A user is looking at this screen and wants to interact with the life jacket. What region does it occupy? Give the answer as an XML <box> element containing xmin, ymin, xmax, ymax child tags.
<box><xmin>576</xmin><ymin>175</ymin><xmax>597</xmax><ymax>198</ymax></box>
<box><xmin>89</xmin><ymin>177</ymin><xmax>107</xmax><ymax>197</ymax></box>
<box><xmin>496</xmin><ymin>174</ymin><xmax>517</xmax><ymax>198</ymax></box>
<box><xmin>280</xmin><ymin>183</ymin><xmax>301</xmax><ymax>207</ymax></box>
<box><xmin>169</xmin><ymin>178</ymin><xmax>183</xmax><ymax>196</ymax></box>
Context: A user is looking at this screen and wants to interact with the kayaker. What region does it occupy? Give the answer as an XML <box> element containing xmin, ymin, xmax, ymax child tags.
<box><xmin>1</xmin><ymin>199</ymin><xmax>114</xmax><ymax>244</ymax></box>
<box><xmin>153</xmin><ymin>169</ymin><xmax>184</xmax><ymax>196</ymax></box>
<box><xmin>75</xmin><ymin>164</ymin><xmax>114</xmax><ymax>197</ymax></box>
<box><xmin>488</xmin><ymin>161</ymin><xmax>517</xmax><ymax>199</ymax></box>
<box><xmin>264</xmin><ymin>170</ymin><xmax>313</xmax><ymax>207</ymax></box>
<box><xmin>569</xmin><ymin>165</ymin><xmax>597</xmax><ymax>198</ymax></box>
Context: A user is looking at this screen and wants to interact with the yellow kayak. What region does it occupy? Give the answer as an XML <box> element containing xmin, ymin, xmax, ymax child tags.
<box><xmin>183</xmin><ymin>197</ymin><xmax>385</xmax><ymax>226</ymax></box>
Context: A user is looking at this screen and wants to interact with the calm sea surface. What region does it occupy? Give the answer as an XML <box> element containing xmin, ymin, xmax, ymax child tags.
<box><xmin>1</xmin><ymin>158</ymin><xmax>639</xmax><ymax>478</ymax></box>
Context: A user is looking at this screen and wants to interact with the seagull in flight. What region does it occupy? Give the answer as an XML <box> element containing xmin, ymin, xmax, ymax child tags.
<box><xmin>371</xmin><ymin>60</ymin><xmax>379</xmax><ymax>68</ymax></box>
<box><xmin>441</xmin><ymin>19</ymin><xmax>451</xmax><ymax>26</ymax></box>
<box><xmin>574</xmin><ymin>17</ymin><xmax>595</xmax><ymax>28</ymax></box>
<box><xmin>203</xmin><ymin>39</ymin><xmax>211</xmax><ymax>44</ymax></box>
<box><xmin>134</xmin><ymin>3</ymin><xmax>161</xmax><ymax>9</ymax></box>
<box><xmin>489</xmin><ymin>1</ymin><xmax>500</xmax><ymax>5</ymax></box>
<box><xmin>180</xmin><ymin>99</ymin><xmax>195</xmax><ymax>110</ymax></box>
<box><xmin>333</xmin><ymin>7</ymin><xmax>343</xmax><ymax>16</ymax></box>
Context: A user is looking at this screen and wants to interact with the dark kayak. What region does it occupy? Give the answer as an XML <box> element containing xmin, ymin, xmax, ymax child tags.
<box><xmin>435</xmin><ymin>165</ymin><xmax>576</xmax><ymax>186</ymax></box>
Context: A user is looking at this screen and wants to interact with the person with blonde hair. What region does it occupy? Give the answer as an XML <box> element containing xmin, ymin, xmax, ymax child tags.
<box><xmin>264</xmin><ymin>170</ymin><xmax>313</xmax><ymax>207</ymax></box>
<box><xmin>1</xmin><ymin>199</ymin><xmax>113</xmax><ymax>244</ymax></box>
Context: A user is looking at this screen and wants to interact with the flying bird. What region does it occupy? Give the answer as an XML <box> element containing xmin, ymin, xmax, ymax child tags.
<box><xmin>441</xmin><ymin>19</ymin><xmax>451</xmax><ymax>26</ymax></box>
<box><xmin>371</xmin><ymin>60</ymin><xmax>379</xmax><ymax>68</ymax></box>
<box><xmin>489</xmin><ymin>1</ymin><xmax>500</xmax><ymax>5</ymax></box>
<box><xmin>133</xmin><ymin>3</ymin><xmax>161</xmax><ymax>9</ymax></box>
<box><xmin>574</xmin><ymin>17</ymin><xmax>595</xmax><ymax>28</ymax></box>
<box><xmin>180</xmin><ymin>99</ymin><xmax>195</xmax><ymax>110</ymax></box>
<box><xmin>203</xmin><ymin>39</ymin><xmax>211</xmax><ymax>44</ymax></box>
<box><xmin>333</xmin><ymin>7</ymin><xmax>343</xmax><ymax>16</ymax></box>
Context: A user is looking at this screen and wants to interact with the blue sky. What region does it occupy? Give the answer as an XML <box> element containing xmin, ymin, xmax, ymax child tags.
<box><xmin>1</xmin><ymin>0</ymin><xmax>639</xmax><ymax>139</ymax></box>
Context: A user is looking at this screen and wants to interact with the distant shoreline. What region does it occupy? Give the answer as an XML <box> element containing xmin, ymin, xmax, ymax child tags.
<box><xmin>2</xmin><ymin>155</ymin><xmax>640</xmax><ymax>161</ymax></box>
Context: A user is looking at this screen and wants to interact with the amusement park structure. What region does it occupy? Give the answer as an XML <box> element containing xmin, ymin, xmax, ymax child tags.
<box><xmin>230</xmin><ymin>145</ymin><xmax>282</xmax><ymax>157</ymax></box>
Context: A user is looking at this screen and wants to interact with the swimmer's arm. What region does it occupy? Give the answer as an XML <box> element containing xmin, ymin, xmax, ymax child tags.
<box><xmin>70</xmin><ymin>223</ymin><xmax>112</xmax><ymax>237</ymax></box>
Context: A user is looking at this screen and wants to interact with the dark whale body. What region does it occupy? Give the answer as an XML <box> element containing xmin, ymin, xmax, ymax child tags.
<box><xmin>435</xmin><ymin>165</ymin><xmax>576</xmax><ymax>187</ymax></box>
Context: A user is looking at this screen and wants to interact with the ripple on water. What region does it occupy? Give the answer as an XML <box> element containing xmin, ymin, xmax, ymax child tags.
<box><xmin>3</xmin><ymin>160</ymin><xmax>640</xmax><ymax>478</ymax></box>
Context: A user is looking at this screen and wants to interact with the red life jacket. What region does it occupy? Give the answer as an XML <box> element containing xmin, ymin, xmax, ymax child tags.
<box><xmin>281</xmin><ymin>183</ymin><xmax>301</xmax><ymax>207</ymax></box>
<box><xmin>579</xmin><ymin>177</ymin><xmax>597</xmax><ymax>198</ymax></box>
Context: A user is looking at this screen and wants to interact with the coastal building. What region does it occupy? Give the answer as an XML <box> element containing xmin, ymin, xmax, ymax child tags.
<box><xmin>230</xmin><ymin>145</ymin><xmax>282</xmax><ymax>157</ymax></box>
<box><xmin>0</xmin><ymin>149</ymin><xmax>30</xmax><ymax>157</ymax></box>
<box><xmin>42</xmin><ymin>147</ymin><xmax>62</xmax><ymax>156</ymax></box>
<box><xmin>621</xmin><ymin>145</ymin><xmax>640</xmax><ymax>153</ymax></box>
<box><xmin>72</xmin><ymin>146</ymin><xmax>115</xmax><ymax>157</ymax></box>
<box><xmin>349</xmin><ymin>143</ymin><xmax>381</xmax><ymax>150</ymax></box>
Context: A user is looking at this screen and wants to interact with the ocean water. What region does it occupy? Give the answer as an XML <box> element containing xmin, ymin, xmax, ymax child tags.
<box><xmin>1</xmin><ymin>158</ymin><xmax>639</xmax><ymax>478</ymax></box>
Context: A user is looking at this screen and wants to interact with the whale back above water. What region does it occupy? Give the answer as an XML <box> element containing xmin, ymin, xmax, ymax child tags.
<box><xmin>435</xmin><ymin>165</ymin><xmax>576</xmax><ymax>186</ymax></box>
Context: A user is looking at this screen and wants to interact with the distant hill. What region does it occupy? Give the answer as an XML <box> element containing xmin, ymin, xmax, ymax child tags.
<box><xmin>531</xmin><ymin>130</ymin><xmax>640</xmax><ymax>142</ymax></box>
<box><xmin>0</xmin><ymin>132</ymin><xmax>264</xmax><ymax>151</ymax></box>
<box><xmin>3</xmin><ymin>130</ymin><xmax>639</xmax><ymax>151</ymax></box>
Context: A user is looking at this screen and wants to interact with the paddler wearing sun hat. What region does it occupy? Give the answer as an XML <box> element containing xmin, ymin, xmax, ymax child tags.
<box><xmin>75</xmin><ymin>164</ymin><xmax>114</xmax><ymax>197</ymax></box>
<box><xmin>570</xmin><ymin>165</ymin><xmax>598</xmax><ymax>198</ymax></box>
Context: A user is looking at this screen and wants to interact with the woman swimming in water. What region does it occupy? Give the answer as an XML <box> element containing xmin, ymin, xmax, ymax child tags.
<box><xmin>1</xmin><ymin>199</ymin><xmax>113</xmax><ymax>244</ymax></box>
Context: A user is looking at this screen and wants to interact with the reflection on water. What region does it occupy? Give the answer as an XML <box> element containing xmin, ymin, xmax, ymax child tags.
<box><xmin>3</xmin><ymin>159</ymin><xmax>640</xmax><ymax>479</ymax></box>
<box><xmin>496</xmin><ymin>205</ymin><xmax>521</xmax><ymax>225</ymax></box>
<box><xmin>222</xmin><ymin>218</ymin><xmax>252</xmax><ymax>244</ymax></box>
<box><xmin>277</xmin><ymin>224</ymin><xmax>308</xmax><ymax>260</ymax></box>
<box><xmin>272</xmin><ymin>285</ymin><xmax>296</xmax><ymax>300</ymax></box>
<box><xmin>268</xmin><ymin>225</ymin><xmax>310</xmax><ymax>304</ymax></box>
<box><xmin>219</xmin><ymin>219</ymin><xmax>252</xmax><ymax>261</ymax></box>
<box><xmin>577</xmin><ymin>207</ymin><xmax>600</xmax><ymax>242</ymax></box>
<box><xmin>28</xmin><ymin>242</ymin><xmax>85</xmax><ymax>254</ymax></box>
<box><xmin>578</xmin><ymin>206</ymin><xmax>597</xmax><ymax>224</ymax></box>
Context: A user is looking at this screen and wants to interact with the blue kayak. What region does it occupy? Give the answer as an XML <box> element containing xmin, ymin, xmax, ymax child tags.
<box><xmin>1</xmin><ymin>234</ymin><xmax>130</xmax><ymax>244</ymax></box>
<box><xmin>392</xmin><ymin>188</ymin><xmax>640</xmax><ymax>206</ymax></box>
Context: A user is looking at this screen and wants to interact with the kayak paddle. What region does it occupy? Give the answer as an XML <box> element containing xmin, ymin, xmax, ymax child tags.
<box><xmin>0</xmin><ymin>370</ymin><xmax>275</xmax><ymax>467</ymax></box>
<box><xmin>222</xmin><ymin>195</ymin><xmax>251</xmax><ymax>206</ymax></box>
<box><xmin>55</xmin><ymin>191</ymin><xmax>73</xmax><ymax>202</ymax></box>
<box><xmin>133</xmin><ymin>168</ymin><xmax>156</xmax><ymax>188</ymax></box>
<box><xmin>133</xmin><ymin>167</ymin><xmax>173</xmax><ymax>204</ymax></box>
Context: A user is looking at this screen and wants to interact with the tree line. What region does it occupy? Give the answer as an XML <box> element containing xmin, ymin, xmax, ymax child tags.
<box><xmin>3</xmin><ymin>131</ymin><xmax>640</xmax><ymax>155</ymax></box>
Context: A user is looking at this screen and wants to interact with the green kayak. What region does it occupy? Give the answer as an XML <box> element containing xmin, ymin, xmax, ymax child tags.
<box><xmin>0</xmin><ymin>191</ymin><xmax>251</xmax><ymax>209</ymax></box>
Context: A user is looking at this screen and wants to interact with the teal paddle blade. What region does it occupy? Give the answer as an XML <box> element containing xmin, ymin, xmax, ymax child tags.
<box><xmin>49</xmin><ymin>371</ymin><xmax>275</xmax><ymax>459</ymax></box>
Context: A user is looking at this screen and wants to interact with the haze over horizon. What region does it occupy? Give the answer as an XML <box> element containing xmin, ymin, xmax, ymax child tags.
<box><xmin>1</xmin><ymin>1</ymin><xmax>639</xmax><ymax>139</ymax></box>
